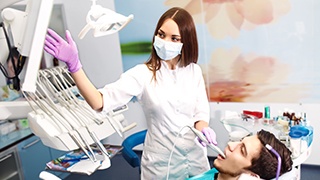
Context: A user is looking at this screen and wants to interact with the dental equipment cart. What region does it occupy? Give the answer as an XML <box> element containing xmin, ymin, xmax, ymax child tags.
<box><xmin>221</xmin><ymin>112</ymin><xmax>313</xmax><ymax>180</ymax></box>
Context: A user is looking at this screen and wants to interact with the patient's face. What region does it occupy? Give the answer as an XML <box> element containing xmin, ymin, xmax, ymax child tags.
<box><xmin>213</xmin><ymin>135</ymin><xmax>262</xmax><ymax>176</ymax></box>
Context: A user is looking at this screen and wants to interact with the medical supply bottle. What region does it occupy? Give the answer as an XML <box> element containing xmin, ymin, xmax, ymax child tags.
<box><xmin>264</xmin><ymin>105</ymin><xmax>270</xmax><ymax>119</ymax></box>
<box><xmin>262</xmin><ymin>105</ymin><xmax>274</xmax><ymax>127</ymax></box>
<box><xmin>289</xmin><ymin>130</ymin><xmax>302</xmax><ymax>158</ymax></box>
<box><xmin>290</xmin><ymin>125</ymin><xmax>309</xmax><ymax>154</ymax></box>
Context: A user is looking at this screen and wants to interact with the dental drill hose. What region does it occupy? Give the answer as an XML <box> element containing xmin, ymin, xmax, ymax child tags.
<box><xmin>166</xmin><ymin>126</ymin><xmax>226</xmax><ymax>180</ymax></box>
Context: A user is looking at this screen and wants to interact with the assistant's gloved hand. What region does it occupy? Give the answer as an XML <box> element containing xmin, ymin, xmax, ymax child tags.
<box><xmin>198</xmin><ymin>127</ymin><xmax>217</xmax><ymax>147</ymax></box>
<box><xmin>44</xmin><ymin>29</ymin><xmax>82</xmax><ymax>73</ymax></box>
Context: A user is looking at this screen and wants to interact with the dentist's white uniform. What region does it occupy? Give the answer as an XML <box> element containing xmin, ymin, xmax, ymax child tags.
<box><xmin>99</xmin><ymin>61</ymin><xmax>210</xmax><ymax>179</ymax></box>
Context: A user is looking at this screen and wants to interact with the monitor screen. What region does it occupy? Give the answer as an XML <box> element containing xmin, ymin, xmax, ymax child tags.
<box><xmin>0</xmin><ymin>0</ymin><xmax>54</xmax><ymax>120</ymax></box>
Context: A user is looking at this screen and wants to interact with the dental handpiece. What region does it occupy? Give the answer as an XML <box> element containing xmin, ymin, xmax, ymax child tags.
<box><xmin>190</xmin><ymin>127</ymin><xmax>226</xmax><ymax>158</ymax></box>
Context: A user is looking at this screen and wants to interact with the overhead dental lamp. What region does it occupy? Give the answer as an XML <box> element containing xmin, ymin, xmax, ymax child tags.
<box><xmin>78</xmin><ymin>0</ymin><xmax>134</xmax><ymax>39</ymax></box>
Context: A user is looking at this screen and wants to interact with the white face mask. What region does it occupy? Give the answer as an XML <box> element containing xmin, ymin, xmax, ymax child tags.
<box><xmin>153</xmin><ymin>36</ymin><xmax>183</xmax><ymax>60</ymax></box>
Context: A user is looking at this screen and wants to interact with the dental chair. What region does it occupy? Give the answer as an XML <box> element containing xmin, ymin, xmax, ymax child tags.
<box><xmin>121</xmin><ymin>129</ymin><xmax>147</xmax><ymax>174</ymax></box>
<box><xmin>121</xmin><ymin>129</ymin><xmax>298</xmax><ymax>180</ymax></box>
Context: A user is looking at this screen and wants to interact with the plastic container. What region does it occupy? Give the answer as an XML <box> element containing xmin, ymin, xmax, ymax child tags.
<box><xmin>289</xmin><ymin>130</ymin><xmax>302</xmax><ymax>158</ymax></box>
<box><xmin>306</xmin><ymin>126</ymin><xmax>313</xmax><ymax>146</ymax></box>
<box><xmin>277</xmin><ymin>116</ymin><xmax>290</xmax><ymax>132</ymax></box>
<box><xmin>261</xmin><ymin>118</ymin><xmax>275</xmax><ymax>126</ymax></box>
<box><xmin>290</xmin><ymin>126</ymin><xmax>310</xmax><ymax>153</ymax></box>
<box><xmin>0</xmin><ymin>122</ymin><xmax>16</xmax><ymax>135</ymax></box>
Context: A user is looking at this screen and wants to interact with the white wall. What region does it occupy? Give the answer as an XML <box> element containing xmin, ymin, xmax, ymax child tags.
<box><xmin>57</xmin><ymin>0</ymin><xmax>319</xmax><ymax>166</ymax></box>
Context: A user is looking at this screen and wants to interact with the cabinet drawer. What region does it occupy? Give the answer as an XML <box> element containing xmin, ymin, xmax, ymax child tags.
<box><xmin>0</xmin><ymin>146</ymin><xmax>22</xmax><ymax>180</ymax></box>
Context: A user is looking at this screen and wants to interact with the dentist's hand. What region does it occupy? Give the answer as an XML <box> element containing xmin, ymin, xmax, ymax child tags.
<box><xmin>198</xmin><ymin>127</ymin><xmax>217</xmax><ymax>147</ymax></box>
<box><xmin>44</xmin><ymin>29</ymin><xmax>82</xmax><ymax>73</ymax></box>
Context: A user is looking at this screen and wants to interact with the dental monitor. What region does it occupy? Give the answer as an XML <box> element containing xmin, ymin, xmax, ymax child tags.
<box><xmin>0</xmin><ymin>0</ymin><xmax>54</xmax><ymax>92</ymax></box>
<box><xmin>0</xmin><ymin>0</ymin><xmax>54</xmax><ymax>121</ymax></box>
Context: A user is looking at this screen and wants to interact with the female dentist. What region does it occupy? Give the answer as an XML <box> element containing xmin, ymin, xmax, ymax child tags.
<box><xmin>44</xmin><ymin>7</ymin><xmax>217</xmax><ymax>179</ymax></box>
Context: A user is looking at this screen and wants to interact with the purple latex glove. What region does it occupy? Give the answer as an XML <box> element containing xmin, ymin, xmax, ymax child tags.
<box><xmin>44</xmin><ymin>29</ymin><xmax>82</xmax><ymax>73</ymax></box>
<box><xmin>198</xmin><ymin>127</ymin><xmax>217</xmax><ymax>147</ymax></box>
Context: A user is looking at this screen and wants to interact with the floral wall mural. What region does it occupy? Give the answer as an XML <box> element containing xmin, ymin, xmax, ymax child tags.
<box><xmin>165</xmin><ymin>0</ymin><xmax>291</xmax><ymax>39</ymax></box>
<box><xmin>115</xmin><ymin>0</ymin><xmax>320</xmax><ymax>103</ymax></box>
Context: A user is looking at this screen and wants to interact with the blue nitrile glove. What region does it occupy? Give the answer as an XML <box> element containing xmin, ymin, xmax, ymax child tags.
<box><xmin>44</xmin><ymin>29</ymin><xmax>82</xmax><ymax>73</ymax></box>
<box><xmin>198</xmin><ymin>127</ymin><xmax>217</xmax><ymax>147</ymax></box>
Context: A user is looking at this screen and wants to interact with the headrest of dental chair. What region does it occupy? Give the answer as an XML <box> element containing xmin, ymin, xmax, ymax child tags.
<box><xmin>238</xmin><ymin>166</ymin><xmax>297</xmax><ymax>180</ymax></box>
<box><xmin>121</xmin><ymin>129</ymin><xmax>147</xmax><ymax>168</ymax></box>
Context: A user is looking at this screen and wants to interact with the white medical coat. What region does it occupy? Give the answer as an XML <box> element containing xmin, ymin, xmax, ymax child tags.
<box><xmin>99</xmin><ymin>61</ymin><xmax>210</xmax><ymax>179</ymax></box>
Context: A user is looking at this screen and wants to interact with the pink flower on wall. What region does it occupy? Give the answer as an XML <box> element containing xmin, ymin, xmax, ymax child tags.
<box><xmin>165</xmin><ymin>0</ymin><xmax>291</xmax><ymax>39</ymax></box>
<box><xmin>201</xmin><ymin>48</ymin><xmax>308</xmax><ymax>102</ymax></box>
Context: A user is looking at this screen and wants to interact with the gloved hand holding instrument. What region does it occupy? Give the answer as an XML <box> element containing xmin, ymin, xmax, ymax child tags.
<box><xmin>44</xmin><ymin>29</ymin><xmax>82</xmax><ymax>73</ymax></box>
<box><xmin>190</xmin><ymin>126</ymin><xmax>225</xmax><ymax>158</ymax></box>
<box><xmin>198</xmin><ymin>127</ymin><xmax>218</xmax><ymax>147</ymax></box>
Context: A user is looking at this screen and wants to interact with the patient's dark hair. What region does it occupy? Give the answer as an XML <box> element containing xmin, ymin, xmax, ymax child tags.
<box><xmin>247</xmin><ymin>130</ymin><xmax>293</xmax><ymax>179</ymax></box>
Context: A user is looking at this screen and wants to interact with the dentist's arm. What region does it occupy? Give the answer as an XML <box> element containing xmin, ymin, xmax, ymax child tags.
<box><xmin>44</xmin><ymin>28</ymin><xmax>103</xmax><ymax>111</ymax></box>
<box><xmin>71</xmin><ymin>69</ymin><xmax>103</xmax><ymax>111</ymax></box>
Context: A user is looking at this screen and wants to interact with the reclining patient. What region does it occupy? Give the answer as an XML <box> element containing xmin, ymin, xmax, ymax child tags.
<box><xmin>189</xmin><ymin>129</ymin><xmax>293</xmax><ymax>180</ymax></box>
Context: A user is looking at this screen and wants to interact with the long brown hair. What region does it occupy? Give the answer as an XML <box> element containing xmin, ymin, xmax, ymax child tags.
<box><xmin>145</xmin><ymin>7</ymin><xmax>198</xmax><ymax>81</ymax></box>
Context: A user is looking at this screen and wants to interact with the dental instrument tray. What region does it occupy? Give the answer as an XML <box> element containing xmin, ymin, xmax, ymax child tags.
<box><xmin>46</xmin><ymin>144</ymin><xmax>123</xmax><ymax>175</ymax></box>
<box><xmin>25</xmin><ymin>67</ymin><xmax>136</xmax><ymax>153</ymax></box>
<box><xmin>220</xmin><ymin>113</ymin><xmax>256</xmax><ymax>140</ymax></box>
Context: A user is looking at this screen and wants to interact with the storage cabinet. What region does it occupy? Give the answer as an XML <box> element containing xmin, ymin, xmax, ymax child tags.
<box><xmin>17</xmin><ymin>135</ymin><xmax>52</xmax><ymax>180</ymax></box>
<box><xmin>0</xmin><ymin>146</ymin><xmax>22</xmax><ymax>180</ymax></box>
<box><xmin>17</xmin><ymin>135</ymin><xmax>70</xmax><ymax>180</ymax></box>
<box><xmin>1</xmin><ymin>129</ymin><xmax>70</xmax><ymax>180</ymax></box>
